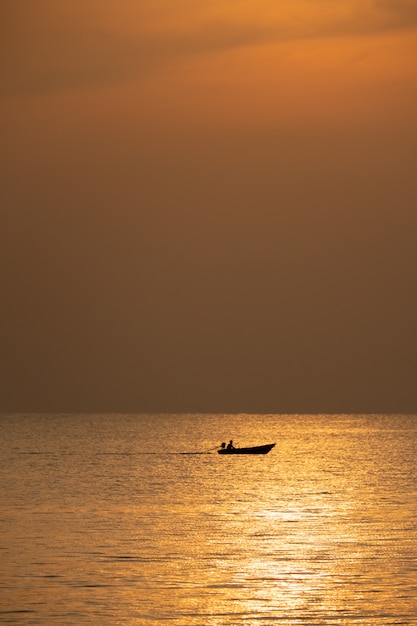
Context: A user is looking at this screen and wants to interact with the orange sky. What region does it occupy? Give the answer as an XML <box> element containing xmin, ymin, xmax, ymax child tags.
<box><xmin>1</xmin><ymin>1</ymin><xmax>417</xmax><ymax>412</ymax></box>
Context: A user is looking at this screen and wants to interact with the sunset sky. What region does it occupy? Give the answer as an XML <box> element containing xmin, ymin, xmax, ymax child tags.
<box><xmin>1</xmin><ymin>0</ymin><xmax>417</xmax><ymax>413</ymax></box>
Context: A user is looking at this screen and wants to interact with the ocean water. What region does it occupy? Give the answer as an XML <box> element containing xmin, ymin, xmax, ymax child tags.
<box><xmin>0</xmin><ymin>413</ymin><xmax>416</xmax><ymax>625</ymax></box>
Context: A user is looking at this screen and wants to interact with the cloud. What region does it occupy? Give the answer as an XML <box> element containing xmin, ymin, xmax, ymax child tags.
<box><xmin>1</xmin><ymin>0</ymin><xmax>417</xmax><ymax>98</ymax></box>
<box><xmin>375</xmin><ymin>0</ymin><xmax>417</xmax><ymax>26</ymax></box>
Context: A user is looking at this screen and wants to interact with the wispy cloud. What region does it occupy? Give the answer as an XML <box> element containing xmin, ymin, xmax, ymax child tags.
<box><xmin>375</xmin><ymin>0</ymin><xmax>417</xmax><ymax>27</ymax></box>
<box><xmin>1</xmin><ymin>0</ymin><xmax>417</xmax><ymax>98</ymax></box>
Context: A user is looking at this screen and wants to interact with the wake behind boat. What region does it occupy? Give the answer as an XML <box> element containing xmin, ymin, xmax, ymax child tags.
<box><xmin>218</xmin><ymin>443</ymin><xmax>275</xmax><ymax>455</ymax></box>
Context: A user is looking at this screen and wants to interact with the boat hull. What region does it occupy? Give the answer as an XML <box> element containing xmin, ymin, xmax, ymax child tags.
<box><xmin>218</xmin><ymin>443</ymin><xmax>275</xmax><ymax>455</ymax></box>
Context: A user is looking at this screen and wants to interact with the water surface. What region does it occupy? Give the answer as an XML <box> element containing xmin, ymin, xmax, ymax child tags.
<box><xmin>1</xmin><ymin>413</ymin><xmax>416</xmax><ymax>624</ymax></box>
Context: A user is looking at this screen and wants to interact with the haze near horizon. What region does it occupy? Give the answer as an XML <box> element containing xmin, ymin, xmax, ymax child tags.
<box><xmin>1</xmin><ymin>0</ymin><xmax>416</xmax><ymax>413</ymax></box>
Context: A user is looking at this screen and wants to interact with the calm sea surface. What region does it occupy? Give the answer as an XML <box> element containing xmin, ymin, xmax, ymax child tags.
<box><xmin>1</xmin><ymin>413</ymin><xmax>416</xmax><ymax>625</ymax></box>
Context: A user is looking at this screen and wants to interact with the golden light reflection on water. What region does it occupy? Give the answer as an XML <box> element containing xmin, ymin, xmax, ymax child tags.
<box><xmin>127</xmin><ymin>478</ymin><xmax>414</xmax><ymax>623</ymax></box>
<box><xmin>1</xmin><ymin>414</ymin><xmax>416</xmax><ymax>624</ymax></box>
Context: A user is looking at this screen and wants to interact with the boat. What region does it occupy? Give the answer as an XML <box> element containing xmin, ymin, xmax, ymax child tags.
<box><xmin>218</xmin><ymin>443</ymin><xmax>275</xmax><ymax>455</ymax></box>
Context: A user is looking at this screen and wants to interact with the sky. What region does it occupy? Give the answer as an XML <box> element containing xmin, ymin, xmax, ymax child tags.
<box><xmin>1</xmin><ymin>0</ymin><xmax>417</xmax><ymax>413</ymax></box>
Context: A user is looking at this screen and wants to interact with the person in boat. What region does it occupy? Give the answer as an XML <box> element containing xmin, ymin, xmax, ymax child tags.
<box><xmin>226</xmin><ymin>440</ymin><xmax>235</xmax><ymax>450</ymax></box>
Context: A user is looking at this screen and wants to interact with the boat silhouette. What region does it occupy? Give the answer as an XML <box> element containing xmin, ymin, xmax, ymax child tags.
<box><xmin>218</xmin><ymin>443</ymin><xmax>275</xmax><ymax>455</ymax></box>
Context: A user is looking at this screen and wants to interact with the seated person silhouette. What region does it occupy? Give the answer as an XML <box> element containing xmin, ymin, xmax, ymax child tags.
<box><xmin>226</xmin><ymin>440</ymin><xmax>235</xmax><ymax>450</ymax></box>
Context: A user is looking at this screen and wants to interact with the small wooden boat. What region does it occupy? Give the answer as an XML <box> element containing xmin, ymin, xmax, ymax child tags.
<box><xmin>218</xmin><ymin>443</ymin><xmax>275</xmax><ymax>455</ymax></box>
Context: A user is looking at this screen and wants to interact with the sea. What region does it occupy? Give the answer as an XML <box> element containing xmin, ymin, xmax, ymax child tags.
<box><xmin>0</xmin><ymin>413</ymin><xmax>416</xmax><ymax>625</ymax></box>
